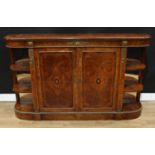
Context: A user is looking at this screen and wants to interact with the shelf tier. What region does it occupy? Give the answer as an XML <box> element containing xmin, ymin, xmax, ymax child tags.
<box><xmin>125</xmin><ymin>76</ymin><xmax>143</xmax><ymax>92</ymax></box>
<box><xmin>10</xmin><ymin>58</ymin><xmax>30</xmax><ymax>72</ymax></box>
<box><xmin>126</xmin><ymin>58</ymin><xmax>145</xmax><ymax>71</ymax></box>
<box><xmin>15</xmin><ymin>94</ymin><xmax>33</xmax><ymax>112</ymax></box>
<box><xmin>123</xmin><ymin>93</ymin><xmax>137</xmax><ymax>104</ymax></box>
<box><xmin>13</xmin><ymin>76</ymin><xmax>32</xmax><ymax>93</ymax></box>
<box><xmin>20</xmin><ymin>94</ymin><xmax>32</xmax><ymax>104</ymax></box>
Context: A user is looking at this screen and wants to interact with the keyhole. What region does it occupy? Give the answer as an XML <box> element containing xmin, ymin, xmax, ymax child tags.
<box><xmin>55</xmin><ymin>79</ymin><xmax>59</xmax><ymax>85</ymax></box>
<box><xmin>96</xmin><ymin>78</ymin><xmax>101</xmax><ymax>84</ymax></box>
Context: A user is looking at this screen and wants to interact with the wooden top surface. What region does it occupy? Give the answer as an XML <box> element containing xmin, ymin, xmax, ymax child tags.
<box><xmin>5</xmin><ymin>33</ymin><xmax>151</xmax><ymax>41</ymax></box>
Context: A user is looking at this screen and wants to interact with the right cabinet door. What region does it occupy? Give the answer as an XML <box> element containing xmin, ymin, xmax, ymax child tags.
<box><xmin>81</xmin><ymin>48</ymin><xmax>123</xmax><ymax>112</ymax></box>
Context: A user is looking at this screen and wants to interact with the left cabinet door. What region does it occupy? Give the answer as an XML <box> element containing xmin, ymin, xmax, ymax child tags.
<box><xmin>33</xmin><ymin>48</ymin><xmax>75</xmax><ymax>112</ymax></box>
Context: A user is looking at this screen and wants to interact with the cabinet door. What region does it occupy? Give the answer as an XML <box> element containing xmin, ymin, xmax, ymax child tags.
<box><xmin>34</xmin><ymin>48</ymin><xmax>75</xmax><ymax>112</ymax></box>
<box><xmin>80</xmin><ymin>48</ymin><xmax>122</xmax><ymax>111</ymax></box>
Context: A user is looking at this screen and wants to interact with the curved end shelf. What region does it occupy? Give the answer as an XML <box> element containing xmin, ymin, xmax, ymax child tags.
<box><xmin>15</xmin><ymin>94</ymin><xmax>33</xmax><ymax>112</ymax></box>
<box><xmin>126</xmin><ymin>58</ymin><xmax>145</xmax><ymax>71</ymax></box>
<box><xmin>10</xmin><ymin>58</ymin><xmax>30</xmax><ymax>72</ymax></box>
<box><xmin>123</xmin><ymin>93</ymin><xmax>137</xmax><ymax>104</ymax></box>
<box><xmin>125</xmin><ymin>76</ymin><xmax>143</xmax><ymax>92</ymax></box>
<box><xmin>13</xmin><ymin>76</ymin><xmax>32</xmax><ymax>93</ymax></box>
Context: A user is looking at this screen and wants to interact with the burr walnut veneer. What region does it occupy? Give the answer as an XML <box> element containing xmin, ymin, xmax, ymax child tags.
<box><xmin>5</xmin><ymin>33</ymin><xmax>151</xmax><ymax>120</ymax></box>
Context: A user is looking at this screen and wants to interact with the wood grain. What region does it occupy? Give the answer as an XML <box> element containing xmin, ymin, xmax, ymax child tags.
<box><xmin>5</xmin><ymin>33</ymin><xmax>151</xmax><ymax>120</ymax></box>
<box><xmin>38</xmin><ymin>50</ymin><xmax>74</xmax><ymax>109</ymax></box>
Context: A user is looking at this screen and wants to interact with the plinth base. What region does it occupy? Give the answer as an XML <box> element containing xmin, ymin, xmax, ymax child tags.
<box><xmin>15</xmin><ymin>102</ymin><xmax>142</xmax><ymax>120</ymax></box>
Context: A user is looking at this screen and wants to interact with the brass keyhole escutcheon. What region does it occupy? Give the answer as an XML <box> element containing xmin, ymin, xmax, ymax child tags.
<box><xmin>96</xmin><ymin>78</ymin><xmax>101</xmax><ymax>84</ymax></box>
<box><xmin>55</xmin><ymin>79</ymin><xmax>59</xmax><ymax>85</ymax></box>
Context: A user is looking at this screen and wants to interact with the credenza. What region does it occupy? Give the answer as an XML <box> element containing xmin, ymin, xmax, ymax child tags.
<box><xmin>4</xmin><ymin>33</ymin><xmax>151</xmax><ymax>120</ymax></box>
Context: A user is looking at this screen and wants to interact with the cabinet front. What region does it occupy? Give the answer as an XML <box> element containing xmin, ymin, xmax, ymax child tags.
<box><xmin>33</xmin><ymin>47</ymin><xmax>122</xmax><ymax>113</ymax></box>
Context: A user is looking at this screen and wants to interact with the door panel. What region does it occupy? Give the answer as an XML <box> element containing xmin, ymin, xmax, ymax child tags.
<box><xmin>35</xmin><ymin>48</ymin><xmax>74</xmax><ymax>111</ymax></box>
<box><xmin>81</xmin><ymin>48</ymin><xmax>121</xmax><ymax>111</ymax></box>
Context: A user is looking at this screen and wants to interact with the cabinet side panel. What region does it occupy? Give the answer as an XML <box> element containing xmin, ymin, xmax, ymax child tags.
<box><xmin>39</xmin><ymin>52</ymin><xmax>73</xmax><ymax>109</ymax></box>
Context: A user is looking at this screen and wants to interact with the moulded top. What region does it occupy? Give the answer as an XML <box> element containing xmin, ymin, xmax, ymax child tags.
<box><xmin>5</xmin><ymin>33</ymin><xmax>151</xmax><ymax>41</ymax></box>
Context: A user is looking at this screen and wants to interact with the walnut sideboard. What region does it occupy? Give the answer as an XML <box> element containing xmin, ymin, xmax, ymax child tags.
<box><xmin>4</xmin><ymin>33</ymin><xmax>151</xmax><ymax>120</ymax></box>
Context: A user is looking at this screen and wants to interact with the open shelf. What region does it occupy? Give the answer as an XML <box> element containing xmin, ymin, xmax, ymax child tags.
<box><xmin>121</xmin><ymin>93</ymin><xmax>141</xmax><ymax>119</ymax></box>
<box><xmin>10</xmin><ymin>58</ymin><xmax>30</xmax><ymax>72</ymax></box>
<box><xmin>123</xmin><ymin>93</ymin><xmax>137</xmax><ymax>104</ymax></box>
<box><xmin>125</xmin><ymin>76</ymin><xmax>143</xmax><ymax>92</ymax></box>
<box><xmin>20</xmin><ymin>93</ymin><xmax>32</xmax><ymax>104</ymax></box>
<box><xmin>13</xmin><ymin>76</ymin><xmax>32</xmax><ymax>93</ymax></box>
<box><xmin>126</xmin><ymin>58</ymin><xmax>145</xmax><ymax>71</ymax></box>
<box><xmin>15</xmin><ymin>94</ymin><xmax>33</xmax><ymax>112</ymax></box>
